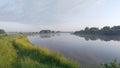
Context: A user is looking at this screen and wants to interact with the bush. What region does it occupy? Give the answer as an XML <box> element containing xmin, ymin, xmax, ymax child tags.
<box><xmin>102</xmin><ymin>60</ymin><xmax>120</xmax><ymax>68</ymax></box>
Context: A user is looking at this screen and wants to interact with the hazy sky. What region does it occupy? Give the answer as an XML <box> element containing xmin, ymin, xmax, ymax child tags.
<box><xmin>0</xmin><ymin>0</ymin><xmax>120</xmax><ymax>32</ymax></box>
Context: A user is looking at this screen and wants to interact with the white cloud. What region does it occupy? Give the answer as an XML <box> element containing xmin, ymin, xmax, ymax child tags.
<box><xmin>91</xmin><ymin>0</ymin><xmax>107</xmax><ymax>8</ymax></box>
<box><xmin>96</xmin><ymin>0</ymin><xmax>107</xmax><ymax>5</ymax></box>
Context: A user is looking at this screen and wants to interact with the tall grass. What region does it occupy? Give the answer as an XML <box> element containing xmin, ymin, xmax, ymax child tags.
<box><xmin>0</xmin><ymin>34</ymin><xmax>79</xmax><ymax>68</ymax></box>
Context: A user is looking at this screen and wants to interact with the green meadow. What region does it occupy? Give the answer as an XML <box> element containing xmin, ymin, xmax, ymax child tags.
<box><xmin>0</xmin><ymin>34</ymin><xmax>79</xmax><ymax>68</ymax></box>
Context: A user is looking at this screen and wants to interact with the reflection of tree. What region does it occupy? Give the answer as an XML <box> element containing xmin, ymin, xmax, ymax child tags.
<box><xmin>27</xmin><ymin>33</ymin><xmax>61</xmax><ymax>38</ymax></box>
<box><xmin>75</xmin><ymin>34</ymin><xmax>120</xmax><ymax>41</ymax></box>
<box><xmin>39</xmin><ymin>34</ymin><xmax>55</xmax><ymax>38</ymax></box>
<box><xmin>28</xmin><ymin>34</ymin><xmax>37</xmax><ymax>37</ymax></box>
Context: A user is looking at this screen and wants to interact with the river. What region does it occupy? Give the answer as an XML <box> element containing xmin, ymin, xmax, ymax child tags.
<box><xmin>27</xmin><ymin>33</ymin><xmax>120</xmax><ymax>67</ymax></box>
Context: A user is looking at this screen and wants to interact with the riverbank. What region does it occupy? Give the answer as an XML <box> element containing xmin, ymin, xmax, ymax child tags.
<box><xmin>0</xmin><ymin>34</ymin><xmax>79</xmax><ymax>68</ymax></box>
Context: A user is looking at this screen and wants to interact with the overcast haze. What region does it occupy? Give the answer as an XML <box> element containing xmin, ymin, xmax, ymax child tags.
<box><xmin>0</xmin><ymin>0</ymin><xmax>120</xmax><ymax>32</ymax></box>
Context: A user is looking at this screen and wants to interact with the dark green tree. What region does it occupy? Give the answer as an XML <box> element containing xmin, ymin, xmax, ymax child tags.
<box><xmin>0</xmin><ymin>29</ymin><xmax>5</xmax><ymax>34</ymax></box>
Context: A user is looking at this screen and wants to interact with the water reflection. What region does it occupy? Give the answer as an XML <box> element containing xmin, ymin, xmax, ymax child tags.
<box><xmin>75</xmin><ymin>34</ymin><xmax>120</xmax><ymax>41</ymax></box>
<box><xmin>39</xmin><ymin>34</ymin><xmax>54</xmax><ymax>38</ymax></box>
<box><xmin>28</xmin><ymin>33</ymin><xmax>61</xmax><ymax>38</ymax></box>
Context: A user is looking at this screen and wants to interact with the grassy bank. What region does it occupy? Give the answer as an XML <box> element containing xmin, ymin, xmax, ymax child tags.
<box><xmin>0</xmin><ymin>34</ymin><xmax>79</xmax><ymax>68</ymax></box>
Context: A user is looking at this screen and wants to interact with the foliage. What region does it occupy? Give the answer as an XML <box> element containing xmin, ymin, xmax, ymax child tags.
<box><xmin>0</xmin><ymin>34</ymin><xmax>79</xmax><ymax>68</ymax></box>
<box><xmin>40</xmin><ymin>30</ymin><xmax>55</xmax><ymax>34</ymax></box>
<box><xmin>102</xmin><ymin>60</ymin><xmax>120</xmax><ymax>68</ymax></box>
<box><xmin>74</xmin><ymin>26</ymin><xmax>120</xmax><ymax>35</ymax></box>
<box><xmin>0</xmin><ymin>29</ymin><xmax>6</xmax><ymax>38</ymax></box>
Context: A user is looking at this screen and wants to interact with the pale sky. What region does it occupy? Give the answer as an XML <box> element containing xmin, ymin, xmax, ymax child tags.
<box><xmin>0</xmin><ymin>0</ymin><xmax>120</xmax><ymax>32</ymax></box>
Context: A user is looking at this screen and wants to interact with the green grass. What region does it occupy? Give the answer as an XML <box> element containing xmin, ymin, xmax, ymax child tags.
<box><xmin>0</xmin><ymin>34</ymin><xmax>79</xmax><ymax>68</ymax></box>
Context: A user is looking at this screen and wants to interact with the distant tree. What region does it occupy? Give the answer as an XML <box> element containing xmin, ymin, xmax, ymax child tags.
<box><xmin>40</xmin><ymin>30</ymin><xmax>56</xmax><ymax>34</ymax></box>
<box><xmin>101</xmin><ymin>26</ymin><xmax>111</xmax><ymax>31</ymax></box>
<box><xmin>88</xmin><ymin>27</ymin><xmax>99</xmax><ymax>34</ymax></box>
<box><xmin>110</xmin><ymin>26</ymin><xmax>120</xmax><ymax>35</ymax></box>
<box><xmin>0</xmin><ymin>29</ymin><xmax>5</xmax><ymax>34</ymax></box>
<box><xmin>74</xmin><ymin>26</ymin><xmax>120</xmax><ymax>35</ymax></box>
<box><xmin>111</xmin><ymin>26</ymin><xmax>120</xmax><ymax>31</ymax></box>
<box><xmin>51</xmin><ymin>31</ymin><xmax>55</xmax><ymax>33</ymax></box>
<box><xmin>85</xmin><ymin>27</ymin><xmax>89</xmax><ymax>31</ymax></box>
<box><xmin>100</xmin><ymin>26</ymin><xmax>111</xmax><ymax>35</ymax></box>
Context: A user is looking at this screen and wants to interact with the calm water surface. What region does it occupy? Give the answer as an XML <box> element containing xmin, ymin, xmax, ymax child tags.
<box><xmin>27</xmin><ymin>33</ymin><xmax>120</xmax><ymax>66</ymax></box>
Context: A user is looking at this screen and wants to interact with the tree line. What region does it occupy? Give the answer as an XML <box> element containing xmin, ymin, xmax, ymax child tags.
<box><xmin>74</xmin><ymin>26</ymin><xmax>120</xmax><ymax>35</ymax></box>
